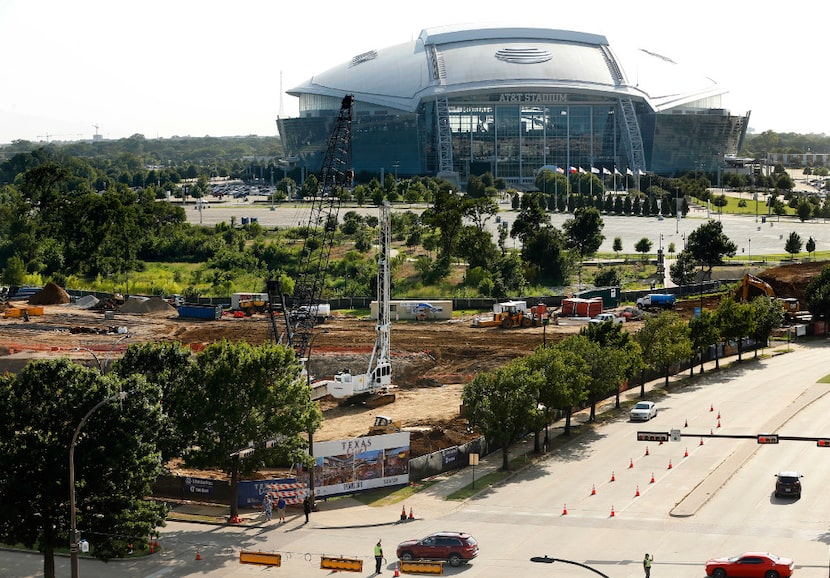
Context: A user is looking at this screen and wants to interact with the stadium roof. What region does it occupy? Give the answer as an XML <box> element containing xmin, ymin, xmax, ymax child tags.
<box><xmin>289</xmin><ymin>24</ymin><xmax>727</xmax><ymax>114</ymax></box>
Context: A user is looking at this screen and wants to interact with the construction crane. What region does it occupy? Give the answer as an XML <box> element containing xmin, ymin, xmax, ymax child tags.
<box><xmin>267</xmin><ymin>94</ymin><xmax>354</xmax><ymax>365</ymax></box>
<box><xmin>327</xmin><ymin>201</ymin><xmax>396</xmax><ymax>407</ymax></box>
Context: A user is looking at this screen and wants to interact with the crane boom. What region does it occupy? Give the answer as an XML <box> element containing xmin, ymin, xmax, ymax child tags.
<box><xmin>268</xmin><ymin>94</ymin><xmax>354</xmax><ymax>361</ymax></box>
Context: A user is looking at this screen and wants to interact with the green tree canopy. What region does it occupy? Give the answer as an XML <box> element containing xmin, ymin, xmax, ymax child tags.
<box><xmin>685</xmin><ymin>221</ymin><xmax>737</xmax><ymax>278</ymax></box>
<box><xmin>805</xmin><ymin>264</ymin><xmax>830</xmax><ymax>320</ymax></box>
<box><xmin>634</xmin><ymin>311</ymin><xmax>692</xmax><ymax>389</ymax></box>
<box><xmin>0</xmin><ymin>359</ymin><xmax>166</xmax><ymax>578</ymax></box>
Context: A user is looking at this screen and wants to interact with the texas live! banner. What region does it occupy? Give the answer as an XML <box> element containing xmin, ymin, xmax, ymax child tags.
<box><xmin>298</xmin><ymin>431</ymin><xmax>410</xmax><ymax>497</ymax></box>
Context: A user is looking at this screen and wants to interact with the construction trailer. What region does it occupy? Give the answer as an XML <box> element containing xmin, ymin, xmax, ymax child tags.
<box><xmin>555</xmin><ymin>297</ymin><xmax>603</xmax><ymax>325</ymax></box>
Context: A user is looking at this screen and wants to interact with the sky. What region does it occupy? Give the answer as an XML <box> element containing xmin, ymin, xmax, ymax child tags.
<box><xmin>1</xmin><ymin>0</ymin><xmax>828</xmax><ymax>144</ymax></box>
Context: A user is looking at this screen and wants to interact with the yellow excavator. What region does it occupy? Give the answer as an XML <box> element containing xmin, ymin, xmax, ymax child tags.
<box><xmin>739</xmin><ymin>274</ymin><xmax>800</xmax><ymax>317</ymax></box>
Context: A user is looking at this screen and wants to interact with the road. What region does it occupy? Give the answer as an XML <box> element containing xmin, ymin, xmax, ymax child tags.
<box><xmin>3</xmin><ymin>343</ymin><xmax>829</xmax><ymax>577</ymax></box>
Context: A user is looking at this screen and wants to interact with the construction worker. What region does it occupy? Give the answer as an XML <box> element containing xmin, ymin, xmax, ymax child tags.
<box><xmin>374</xmin><ymin>539</ymin><xmax>384</xmax><ymax>574</ymax></box>
<box><xmin>643</xmin><ymin>553</ymin><xmax>653</xmax><ymax>578</ymax></box>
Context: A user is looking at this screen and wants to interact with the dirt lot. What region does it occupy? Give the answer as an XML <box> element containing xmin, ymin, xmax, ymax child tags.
<box><xmin>1</xmin><ymin>260</ymin><xmax>825</xmax><ymax>459</ymax></box>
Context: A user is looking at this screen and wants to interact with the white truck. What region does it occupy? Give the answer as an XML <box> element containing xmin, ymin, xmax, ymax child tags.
<box><xmin>589</xmin><ymin>312</ymin><xmax>624</xmax><ymax>324</ymax></box>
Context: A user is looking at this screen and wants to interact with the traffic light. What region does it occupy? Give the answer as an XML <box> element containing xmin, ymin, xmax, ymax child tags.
<box><xmin>817</xmin><ymin>439</ymin><xmax>830</xmax><ymax>447</ymax></box>
<box><xmin>637</xmin><ymin>431</ymin><xmax>670</xmax><ymax>442</ymax></box>
<box><xmin>756</xmin><ymin>434</ymin><xmax>779</xmax><ymax>444</ymax></box>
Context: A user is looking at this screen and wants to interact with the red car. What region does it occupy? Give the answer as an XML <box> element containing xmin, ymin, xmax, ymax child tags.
<box><xmin>396</xmin><ymin>532</ymin><xmax>478</xmax><ymax>567</ymax></box>
<box><xmin>705</xmin><ymin>552</ymin><xmax>795</xmax><ymax>578</ymax></box>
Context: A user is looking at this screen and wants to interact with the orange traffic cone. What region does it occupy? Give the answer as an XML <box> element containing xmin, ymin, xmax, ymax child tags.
<box><xmin>717</xmin><ymin>411</ymin><xmax>721</xmax><ymax>419</ymax></box>
<box><xmin>710</xmin><ymin>403</ymin><xmax>714</xmax><ymax>412</ymax></box>
<box><xmin>717</xmin><ymin>419</ymin><xmax>721</xmax><ymax>428</ymax></box>
<box><xmin>609</xmin><ymin>505</ymin><xmax>615</xmax><ymax>517</ymax></box>
<box><xmin>401</xmin><ymin>505</ymin><xmax>407</xmax><ymax>521</ymax></box>
<box><xmin>684</xmin><ymin>447</ymin><xmax>689</xmax><ymax>458</ymax></box>
<box><xmin>699</xmin><ymin>437</ymin><xmax>704</xmax><ymax>446</ymax></box>
<box><xmin>408</xmin><ymin>507</ymin><xmax>414</xmax><ymax>520</ymax></box>
<box><xmin>394</xmin><ymin>562</ymin><xmax>401</xmax><ymax>577</ymax></box>
<box><xmin>645</xmin><ymin>446</ymin><xmax>649</xmax><ymax>456</ymax></box>
<box><xmin>562</xmin><ymin>503</ymin><xmax>568</xmax><ymax>515</ymax></box>
<box><xmin>658</xmin><ymin>439</ymin><xmax>664</xmax><ymax>445</ymax></box>
<box><xmin>195</xmin><ymin>548</ymin><xmax>202</xmax><ymax>561</ymax></box>
<box><xmin>591</xmin><ymin>484</ymin><xmax>596</xmax><ymax>496</ymax></box>
<box><xmin>667</xmin><ymin>459</ymin><xmax>673</xmax><ymax>470</ymax></box>
<box><xmin>650</xmin><ymin>472</ymin><xmax>655</xmax><ymax>484</ymax></box>
<box><xmin>610</xmin><ymin>471</ymin><xmax>615</xmax><ymax>482</ymax></box>
<box><xmin>685</xmin><ymin>419</ymin><xmax>688</xmax><ymax>428</ymax></box>
<box><xmin>629</xmin><ymin>458</ymin><xmax>634</xmax><ymax>469</ymax></box>
<box><xmin>635</xmin><ymin>485</ymin><xmax>640</xmax><ymax>497</ymax></box>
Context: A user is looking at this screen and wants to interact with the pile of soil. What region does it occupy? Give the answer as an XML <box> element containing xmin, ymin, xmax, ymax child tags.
<box><xmin>28</xmin><ymin>282</ymin><xmax>70</xmax><ymax>305</ymax></box>
<box><xmin>757</xmin><ymin>261</ymin><xmax>829</xmax><ymax>303</ymax></box>
<box><xmin>119</xmin><ymin>296</ymin><xmax>177</xmax><ymax>315</ymax></box>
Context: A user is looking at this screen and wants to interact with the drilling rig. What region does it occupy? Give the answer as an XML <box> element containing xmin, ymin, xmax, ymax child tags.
<box><xmin>327</xmin><ymin>201</ymin><xmax>396</xmax><ymax>407</ymax></box>
<box><xmin>267</xmin><ymin>94</ymin><xmax>354</xmax><ymax>395</ymax></box>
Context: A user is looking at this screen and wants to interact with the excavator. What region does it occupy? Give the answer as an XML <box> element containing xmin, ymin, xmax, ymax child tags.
<box><xmin>739</xmin><ymin>273</ymin><xmax>801</xmax><ymax>319</ymax></box>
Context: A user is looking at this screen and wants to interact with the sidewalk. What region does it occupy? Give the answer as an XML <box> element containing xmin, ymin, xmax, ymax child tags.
<box><xmin>167</xmin><ymin>342</ymin><xmax>806</xmax><ymax>529</ymax></box>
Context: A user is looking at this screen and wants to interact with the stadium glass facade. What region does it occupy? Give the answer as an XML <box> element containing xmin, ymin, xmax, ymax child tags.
<box><xmin>277</xmin><ymin>27</ymin><xmax>750</xmax><ymax>185</ymax></box>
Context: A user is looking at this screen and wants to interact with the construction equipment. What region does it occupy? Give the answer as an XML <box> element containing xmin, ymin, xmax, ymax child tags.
<box><xmin>739</xmin><ymin>273</ymin><xmax>801</xmax><ymax>319</ymax></box>
<box><xmin>328</xmin><ymin>201</ymin><xmax>396</xmax><ymax>407</ymax></box>
<box><xmin>267</xmin><ymin>94</ymin><xmax>354</xmax><ymax>363</ymax></box>
<box><xmin>231</xmin><ymin>292</ymin><xmax>269</xmax><ymax>316</ymax></box>
<box><xmin>472</xmin><ymin>301</ymin><xmax>548</xmax><ymax>329</ymax></box>
<box><xmin>367</xmin><ymin>415</ymin><xmax>401</xmax><ymax>435</ymax></box>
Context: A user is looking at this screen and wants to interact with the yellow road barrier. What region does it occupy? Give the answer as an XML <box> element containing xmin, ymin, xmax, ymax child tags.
<box><xmin>399</xmin><ymin>559</ymin><xmax>444</xmax><ymax>575</ymax></box>
<box><xmin>320</xmin><ymin>555</ymin><xmax>363</xmax><ymax>572</ymax></box>
<box><xmin>239</xmin><ymin>550</ymin><xmax>281</xmax><ymax>566</ymax></box>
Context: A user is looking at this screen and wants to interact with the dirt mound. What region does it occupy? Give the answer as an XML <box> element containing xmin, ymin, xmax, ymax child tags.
<box><xmin>28</xmin><ymin>282</ymin><xmax>70</xmax><ymax>305</ymax></box>
<box><xmin>758</xmin><ymin>260</ymin><xmax>829</xmax><ymax>302</ymax></box>
<box><xmin>119</xmin><ymin>296</ymin><xmax>177</xmax><ymax>315</ymax></box>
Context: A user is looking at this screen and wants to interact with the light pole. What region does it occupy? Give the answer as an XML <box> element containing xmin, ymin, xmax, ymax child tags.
<box><xmin>748</xmin><ymin>238</ymin><xmax>752</xmax><ymax>264</ymax></box>
<box><xmin>70</xmin><ymin>390</ymin><xmax>129</xmax><ymax>578</ymax></box>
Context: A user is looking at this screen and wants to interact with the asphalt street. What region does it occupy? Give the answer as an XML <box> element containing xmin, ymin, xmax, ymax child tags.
<box><xmin>3</xmin><ymin>342</ymin><xmax>829</xmax><ymax>578</ymax></box>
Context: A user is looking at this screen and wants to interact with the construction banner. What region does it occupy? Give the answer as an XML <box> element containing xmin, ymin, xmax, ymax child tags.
<box><xmin>320</xmin><ymin>556</ymin><xmax>363</xmax><ymax>572</ymax></box>
<box><xmin>297</xmin><ymin>432</ymin><xmax>410</xmax><ymax>498</ymax></box>
<box><xmin>239</xmin><ymin>550</ymin><xmax>281</xmax><ymax>566</ymax></box>
<box><xmin>399</xmin><ymin>559</ymin><xmax>444</xmax><ymax>575</ymax></box>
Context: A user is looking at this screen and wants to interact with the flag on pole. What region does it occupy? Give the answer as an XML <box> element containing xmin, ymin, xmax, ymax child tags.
<box><xmin>591</xmin><ymin>166</ymin><xmax>600</xmax><ymax>174</ymax></box>
<box><xmin>626</xmin><ymin>168</ymin><xmax>634</xmax><ymax>176</ymax></box>
<box><xmin>578</xmin><ymin>167</ymin><xmax>587</xmax><ymax>174</ymax></box>
<box><xmin>555</xmin><ymin>166</ymin><xmax>565</xmax><ymax>174</ymax></box>
<box><xmin>614</xmin><ymin>168</ymin><xmax>621</xmax><ymax>175</ymax></box>
<box><xmin>569</xmin><ymin>166</ymin><xmax>578</xmax><ymax>174</ymax></box>
<box><xmin>602</xmin><ymin>167</ymin><xmax>611</xmax><ymax>175</ymax></box>
<box><xmin>637</xmin><ymin>169</ymin><xmax>646</xmax><ymax>176</ymax></box>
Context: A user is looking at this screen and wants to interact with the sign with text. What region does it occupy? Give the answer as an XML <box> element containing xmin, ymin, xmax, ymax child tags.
<box><xmin>637</xmin><ymin>431</ymin><xmax>670</xmax><ymax>442</ymax></box>
<box><xmin>297</xmin><ymin>432</ymin><xmax>410</xmax><ymax>498</ymax></box>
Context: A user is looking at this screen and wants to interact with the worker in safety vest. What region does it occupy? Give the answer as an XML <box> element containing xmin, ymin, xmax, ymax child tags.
<box><xmin>374</xmin><ymin>539</ymin><xmax>384</xmax><ymax>574</ymax></box>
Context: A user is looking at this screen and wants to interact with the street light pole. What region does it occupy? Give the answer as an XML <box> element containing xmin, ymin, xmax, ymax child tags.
<box><xmin>70</xmin><ymin>390</ymin><xmax>129</xmax><ymax>578</ymax></box>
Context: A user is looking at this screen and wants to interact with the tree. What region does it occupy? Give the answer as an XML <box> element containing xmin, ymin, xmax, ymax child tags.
<box><xmin>797</xmin><ymin>199</ymin><xmax>813</xmax><ymax>222</ymax></box>
<box><xmin>749</xmin><ymin>296</ymin><xmax>785</xmax><ymax>357</ymax></box>
<box><xmin>510</xmin><ymin>191</ymin><xmax>551</xmax><ymax>245</ymax></box>
<box><xmin>634</xmin><ymin>237</ymin><xmax>653</xmax><ymax>260</ymax></box>
<box><xmin>579</xmin><ymin>322</ymin><xmax>642</xmax><ymax>409</ymax></box>
<box><xmin>806</xmin><ymin>236</ymin><xmax>816</xmax><ymax>259</ymax></box>
<box><xmin>1</xmin><ymin>254</ymin><xmax>27</xmax><ymax>286</ymax></box>
<box><xmin>669</xmin><ymin>249</ymin><xmax>698</xmax><ymax>287</ymax></box>
<box><xmin>784</xmin><ymin>231</ymin><xmax>802</xmax><ymax>259</ymax></box>
<box><xmin>715</xmin><ymin>297</ymin><xmax>756</xmax><ymax>363</ymax></box>
<box><xmin>462</xmin><ymin>361</ymin><xmax>538</xmax><ymax>470</ymax></box>
<box><xmin>685</xmin><ymin>221</ymin><xmax>737</xmax><ymax>279</ymax></box>
<box><xmin>181</xmin><ymin>340</ymin><xmax>322</xmax><ymax>519</ymax></box>
<box><xmin>525</xmin><ymin>344</ymin><xmax>590</xmax><ymax>438</ymax></box>
<box><xmin>634</xmin><ymin>311</ymin><xmax>692</xmax><ymax>389</ymax></box>
<box><xmin>804</xmin><ymin>264</ymin><xmax>830</xmax><ymax>320</ymax></box>
<box><xmin>0</xmin><ymin>359</ymin><xmax>166</xmax><ymax>578</ymax></box>
<box><xmin>688</xmin><ymin>309</ymin><xmax>720</xmax><ymax>375</ymax></box>
<box><xmin>420</xmin><ymin>187</ymin><xmax>467</xmax><ymax>271</ymax></box>
<box><xmin>612</xmin><ymin>236</ymin><xmax>623</xmax><ymax>258</ymax></box>
<box><xmin>563</xmin><ymin>207</ymin><xmax>605</xmax><ymax>288</ymax></box>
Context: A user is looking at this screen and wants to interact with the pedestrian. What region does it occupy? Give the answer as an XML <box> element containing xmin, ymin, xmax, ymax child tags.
<box><xmin>374</xmin><ymin>539</ymin><xmax>384</xmax><ymax>574</ymax></box>
<box><xmin>276</xmin><ymin>496</ymin><xmax>286</xmax><ymax>522</ymax></box>
<box><xmin>263</xmin><ymin>495</ymin><xmax>272</xmax><ymax>521</ymax></box>
<box><xmin>303</xmin><ymin>495</ymin><xmax>311</xmax><ymax>524</ymax></box>
<box><xmin>643</xmin><ymin>553</ymin><xmax>653</xmax><ymax>578</ymax></box>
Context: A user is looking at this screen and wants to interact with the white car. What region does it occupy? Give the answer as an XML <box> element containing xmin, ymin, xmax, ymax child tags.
<box><xmin>630</xmin><ymin>401</ymin><xmax>657</xmax><ymax>421</ymax></box>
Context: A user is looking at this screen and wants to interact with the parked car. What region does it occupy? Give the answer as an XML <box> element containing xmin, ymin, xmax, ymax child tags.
<box><xmin>774</xmin><ymin>471</ymin><xmax>802</xmax><ymax>499</ymax></box>
<box><xmin>705</xmin><ymin>552</ymin><xmax>794</xmax><ymax>578</ymax></box>
<box><xmin>397</xmin><ymin>532</ymin><xmax>479</xmax><ymax>567</ymax></box>
<box><xmin>630</xmin><ymin>401</ymin><xmax>657</xmax><ymax>421</ymax></box>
